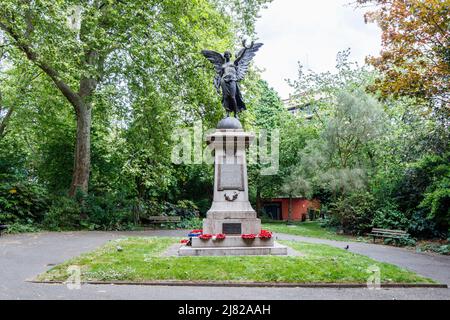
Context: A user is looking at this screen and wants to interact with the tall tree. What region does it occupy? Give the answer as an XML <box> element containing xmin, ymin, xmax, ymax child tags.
<box><xmin>357</xmin><ymin>0</ymin><xmax>450</xmax><ymax>109</ymax></box>
<box><xmin>246</xmin><ymin>80</ymin><xmax>284</xmax><ymax>213</ymax></box>
<box><xmin>0</xmin><ymin>0</ymin><xmax>260</xmax><ymax>196</ymax></box>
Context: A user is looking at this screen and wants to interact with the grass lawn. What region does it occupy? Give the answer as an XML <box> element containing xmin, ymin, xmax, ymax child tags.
<box><xmin>36</xmin><ymin>237</ymin><xmax>433</xmax><ymax>284</ymax></box>
<box><xmin>262</xmin><ymin>220</ymin><xmax>357</xmax><ymax>241</ymax></box>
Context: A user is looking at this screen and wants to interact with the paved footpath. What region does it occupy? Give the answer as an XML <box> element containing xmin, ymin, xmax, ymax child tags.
<box><xmin>1</xmin><ymin>231</ymin><xmax>449</xmax><ymax>300</ymax></box>
<box><xmin>275</xmin><ymin>233</ymin><xmax>450</xmax><ymax>286</ymax></box>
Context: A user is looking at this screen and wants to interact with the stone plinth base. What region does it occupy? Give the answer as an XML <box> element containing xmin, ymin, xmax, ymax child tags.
<box><xmin>202</xmin><ymin>217</ymin><xmax>261</xmax><ymax>235</ymax></box>
<box><xmin>178</xmin><ymin>241</ymin><xmax>287</xmax><ymax>256</ymax></box>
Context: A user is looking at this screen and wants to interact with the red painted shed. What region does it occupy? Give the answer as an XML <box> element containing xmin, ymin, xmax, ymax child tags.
<box><xmin>262</xmin><ymin>198</ymin><xmax>320</xmax><ymax>221</ymax></box>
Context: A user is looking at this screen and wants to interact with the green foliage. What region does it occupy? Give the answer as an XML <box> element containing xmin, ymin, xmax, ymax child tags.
<box><xmin>329</xmin><ymin>191</ymin><xmax>375</xmax><ymax>235</ymax></box>
<box><xmin>417</xmin><ymin>243</ymin><xmax>450</xmax><ymax>255</ymax></box>
<box><xmin>372</xmin><ymin>203</ymin><xmax>409</xmax><ymax>231</ymax></box>
<box><xmin>3</xmin><ymin>222</ymin><xmax>40</xmax><ymax>234</ymax></box>
<box><xmin>81</xmin><ymin>194</ymin><xmax>136</xmax><ymax>231</ymax></box>
<box><xmin>43</xmin><ymin>193</ymin><xmax>136</xmax><ymax>231</ymax></box>
<box><xmin>43</xmin><ymin>197</ymin><xmax>82</xmax><ymax>231</ymax></box>
<box><xmin>0</xmin><ymin>0</ymin><xmax>268</xmax><ymax>232</ymax></box>
<box><xmin>288</xmin><ymin>49</ymin><xmax>375</xmax><ymax>118</ymax></box>
<box><xmin>140</xmin><ymin>199</ymin><xmax>200</xmax><ymax>220</ymax></box>
<box><xmin>0</xmin><ymin>1</ymin><xmax>448</xmax><ymax>243</ymax></box>
<box><xmin>176</xmin><ymin>217</ymin><xmax>203</xmax><ymax>230</ymax></box>
<box><xmin>0</xmin><ymin>180</ymin><xmax>49</xmax><ymax>225</ymax></box>
<box><xmin>408</xmin><ymin>209</ymin><xmax>442</xmax><ymax>239</ymax></box>
<box><xmin>383</xmin><ymin>236</ymin><xmax>416</xmax><ymax>247</ymax></box>
<box><xmin>323</xmin><ymin>89</ymin><xmax>385</xmax><ymax>168</ymax></box>
<box><xmin>392</xmin><ymin>152</ymin><xmax>450</xmax><ymax>232</ymax></box>
<box><xmin>284</xmin><ymin>51</ymin><xmax>449</xmax><ymax>240</ymax></box>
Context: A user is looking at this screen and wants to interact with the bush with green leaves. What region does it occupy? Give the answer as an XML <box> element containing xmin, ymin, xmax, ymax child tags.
<box><xmin>383</xmin><ymin>236</ymin><xmax>416</xmax><ymax>247</ymax></box>
<box><xmin>140</xmin><ymin>199</ymin><xmax>200</xmax><ymax>220</ymax></box>
<box><xmin>164</xmin><ymin>200</ymin><xmax>200</xmax><ymax>219</ymax></box>
<box><xmin>417</xmin><ymin>243</ymin><xmax>450</xmax><ymax>255</ymax></box>
<box><xmin>392</xmin><ymin>152</ymin><xmax>449</xmax><ymax>233</ymax></box>
<box><xmin>81</xmin><ymin>193</ymin><xmax>135</xmax><ymax>231</ymax></box>
<box><xmin>407</xmin><ymin>209</ymin><xmax>443</xmax><ymax>239</ymax></box>
<box><xmin>372</xmin><ymin>203</ymin><xmax>409</xmax><ymax>230</ymax></box>
<box><xmin>3</xmin><ymin>222</ymin><xmax>41</xmax><ymax>234</ymax></box>
<box><xmin>328</xmin><ymin>191</ymin><xmax>375</xmax><ymax>235</ymax></box>
<box><xmin>176</xmin><ymin>217</ymin><xmax>203</xmax><ymax>230</ymax></box>
<box><xmin>42</xmin><ymin>197</ymin><xmax>82</xmax><ymax>231</ymax></box>
<box><xmin>0</xmin><ymin>181</ymin><xmax>49</xmax><ymax>225</ymax></box>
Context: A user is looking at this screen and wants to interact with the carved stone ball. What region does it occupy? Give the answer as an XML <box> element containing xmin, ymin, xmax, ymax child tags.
<box><xmin>217</xmin><ymin>117</ymin><xmax>243</xmax><ymax>130</ymax></box>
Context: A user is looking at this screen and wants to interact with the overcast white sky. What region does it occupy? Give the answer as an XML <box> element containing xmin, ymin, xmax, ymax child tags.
<box><xmin>253</xmin><ymin>0</ymin><xmax>382</xmax><ymax>99</ymax></box>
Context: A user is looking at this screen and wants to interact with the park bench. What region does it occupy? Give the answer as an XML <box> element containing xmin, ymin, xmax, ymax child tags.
<box><xmin>367</xmin><ymin>228</ymin><xmax>409</xmax><ymax>243</ymax></box>
<box><xmin>0</xmin><ymin>224</ymin><xmax>8</xmax><ymax>237</ymax></box>
<box><xmin>141</xmin><ymin>216</ymin><xmax>181</xmax><ymax>226</ymax></box>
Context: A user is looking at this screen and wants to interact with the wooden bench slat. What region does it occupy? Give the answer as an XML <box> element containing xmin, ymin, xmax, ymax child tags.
<box><xmin>368</xmin><ymin>227</ymin><xmax>409</xmax><ymax>242</ymax></box>
<box><xmin>372</xmin><ymin>228</ymin><xmax>407</xmax><ymax>234</ymax></box>
<box><xmin>146</xmin><ymin>216</ymin><xmax>181</xmax><ymax>220</ymax></box>
<box><xmin>144</xmin><ymin>216</ymin><xmax>181</xmax><ymax>223</ymax></box>
<box><xmin>370</xmin><ymin>232</ymin><xmax>406</xmax><ymax>236</ymax></box>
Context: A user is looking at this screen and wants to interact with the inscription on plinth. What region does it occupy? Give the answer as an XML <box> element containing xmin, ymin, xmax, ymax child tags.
<box><xmin>218</xmin><ymin>156</ymin><xmax>244</xmax><ymax>191</ymax></box>
<box><xmin>222</xmin><ymin>223</ymin><xmax>242</xmax><ymax>235</ymax></box>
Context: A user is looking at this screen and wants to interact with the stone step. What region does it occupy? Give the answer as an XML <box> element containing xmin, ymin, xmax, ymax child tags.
<box><xmin>178</xmin><ymin>242</ymin><xmax>288</xmax><ymax>256</ymax></box>
<box><xmin>191</xmin><ymin>235</ymin><xmax>274</xmax><ymax>248</ymax></box>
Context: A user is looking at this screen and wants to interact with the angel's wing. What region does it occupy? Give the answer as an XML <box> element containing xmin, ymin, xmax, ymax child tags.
<box><xmin>234</xmin><ymin>43</ymin><xmax>263</xmax><ymax>81</ymax></box>
<box><xmin>201</xmin><ymin>50</ymin><xmax>225</xmax><ymax>93</ymax></box>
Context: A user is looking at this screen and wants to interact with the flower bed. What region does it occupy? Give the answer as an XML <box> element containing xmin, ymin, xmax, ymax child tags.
<box><xmin>241</xmin><ymin>234</ymin><xmax>256</xmax><ymax>240</ymax></box>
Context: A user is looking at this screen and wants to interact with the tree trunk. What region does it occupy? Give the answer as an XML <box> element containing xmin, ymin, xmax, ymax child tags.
<box><xmin>0</xmin><ymin>15</ymin><xmax>98</xmax><ymax>198</ymax></box>
<box><xmin>287</xmin><ymin>195</ymin><xmax>293</xmax><ymax>224</ymax></box>
<box><xmin>0</xmin><ymin>106</ymin><xmax>14</xmax><ymax>139</ymax></box>
<box><xmin>0</xmin><ymin>90</ymin><xmax>15</xmax><ymax>139</ymax></box>
<box><xmin>69</xmin><ymin>104</ymin><xmax>91</xmax><ymax>197</ymax></box>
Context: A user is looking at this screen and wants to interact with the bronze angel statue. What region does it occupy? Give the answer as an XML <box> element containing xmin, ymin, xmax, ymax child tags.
<box><xmin>201</xmin><ymin>41</ymin><xmax>263</xmax><ymax>118</ymax></box>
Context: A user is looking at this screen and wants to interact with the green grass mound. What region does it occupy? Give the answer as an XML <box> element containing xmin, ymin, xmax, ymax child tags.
<box><xmin>36</xmin><ymin>237</ymin><xmax>433</xmax><ymax>284</ymax></box>
<box><xmin>262</xmin><ymin>221</ymin><xmax>355</xmax><ymax>241</ymax></box>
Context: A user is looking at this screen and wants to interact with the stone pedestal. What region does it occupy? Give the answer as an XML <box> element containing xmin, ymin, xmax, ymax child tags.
<box><xmin>202</xmin><ymin>128</ymin><xmax>260</xmax><ymax>235</ymax></box>
<box><xmin>179</xmin><ymin>118</ymin><xmax>287</xmax><ymax>256</ymax></box>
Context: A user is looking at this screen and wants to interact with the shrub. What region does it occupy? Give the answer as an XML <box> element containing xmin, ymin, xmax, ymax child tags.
<box><xmin>140</xmin><ymin>199</ymin><xmax>199</xmax><ymax>220</ymax></box>
<box><xmin>408</xmin><ymin>208</ymin><xmax>444</xmax><ymax>239</ymax></box>
<box><xmin>419</xmin><ymin>176</ymin><xmax>450</xmax><ymax>228</ymax></box>
<box><xmin>393</xmin><ymin>152</ymin><xmax>450</xmax><ymax>232</ymax></box>
<box><xmin>372</xmin><ymin>203</ymin><xmax>409</xmax><ymax>230</ymax></box>
<box><xmin>43</xmin><ymin>197</ymin><xmax>82</xmax><ymax>231</ymax></box>
<box><xmin>329</xmin><ymin>191</ymin><xmax>375</xmax><ymax>235</ymax></box>
<box><xmin>4</xmin><ymin>222</ymin><xmax>41</xmax><ymax>234</ymax></box>
<box><xmin>164</xmin><ymin>200</ymin><xmax>200</xmax><ymax>219</ymax></box>
<box><xmin>0</xmin><ymin>181</ymin><xmax>49</xmax><ymax>225</ymax></box>
<box><xmin>383</xmin><ymin>236</ymin><xmax>416</xmax><ymax>247</ymax></box>
<box><xmin>177</xmin><ymin>217</ymin><xmax>203</xmax><ymax>229</ymax></box>
<box><xmin>82</xmin><ymin>193</ymin><xmax>135</xmax><ymax>230</ymax></box>
<box><xmin>417</xmin><ymin>243</ymin><xmax>450</xmax><ymax>255</ymax></box>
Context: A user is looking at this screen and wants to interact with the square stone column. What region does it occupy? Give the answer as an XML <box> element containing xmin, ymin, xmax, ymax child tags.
<box><xmin>178</xmin><ymin>118</ymin><xmax>287</xmax><ymax>256</ymax></box>
<box><xmin>202</xmin><ymin>129</ymin><xmax>261</xmax><ymax>235</ymax></box>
